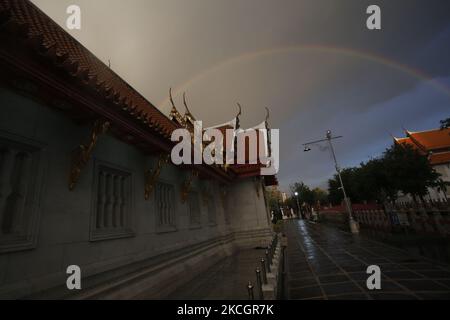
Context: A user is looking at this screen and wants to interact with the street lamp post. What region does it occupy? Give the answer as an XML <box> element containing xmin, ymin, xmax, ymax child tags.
<box><xmin>294</xmin><ymin>192</ymin><xmax>301</xmax><ymax>219</ymax></box>
<box><xmin>303</xmin><ymin>130</ymin><xmax>360</xmax><ymax>234</ymax></box>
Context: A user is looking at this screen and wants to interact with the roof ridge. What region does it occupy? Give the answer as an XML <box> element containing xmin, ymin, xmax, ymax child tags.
<box><xmin>408</xmin><ymin>127</ymin><xmax>450</xmax><ymax>135</ymax></box>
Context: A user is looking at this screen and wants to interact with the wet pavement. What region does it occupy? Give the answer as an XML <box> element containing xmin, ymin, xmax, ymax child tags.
<box><xmin>285</xmin><ymin>219</ymin><xmax>450</xmax><ymax>300</ymax></box>
<box><xmin>360</xmin><ymin>229</ymin><xmax>450</xmax><ymax>264</ymax></box>
<box><xmin>166</xmin><ymin>248</ymin><xmax>264</xmax><ymax>300</ymax></box>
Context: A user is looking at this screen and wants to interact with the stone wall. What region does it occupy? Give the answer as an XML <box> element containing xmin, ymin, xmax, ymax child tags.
<box><xmin>0</xmin><ymin>87</ymin><xmax>272</xmax><ymax>299</ymax></box>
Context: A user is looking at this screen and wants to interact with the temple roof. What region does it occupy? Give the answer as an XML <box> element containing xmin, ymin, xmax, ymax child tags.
<box><xmin>406</xmin><ymin>128</ymin><xmax>450</xmax><ymax>151</ymax></box>
<box><xmin>429</xmin><ymin>152</ymin><xmax>450</xmax><ymax>166</ymax></box>
<box><xmin>394</xmin><ymin>127</ymin><xmax>450</xmax><ymax>165</ymax></box>
<box><xmin>393</xmin><ymin>137</ymin><xmax>418</xmax><ymax>149</ymax></box>
<box><xmin>0</xmin><ymin>0</ymin><xmax>277</xmax><ymax>185</ymax></box>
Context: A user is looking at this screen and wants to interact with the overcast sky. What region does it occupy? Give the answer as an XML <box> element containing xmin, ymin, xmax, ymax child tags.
<box><xmin>31</xmin><ymin>0</ymin><xmax>450</xmax><ymax>192</ymax></box>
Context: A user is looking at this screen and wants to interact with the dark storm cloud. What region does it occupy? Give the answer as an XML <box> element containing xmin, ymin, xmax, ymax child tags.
<box><xmin>278</xmin><ymin>76</ymin><xmax>450</xmax><ymax>190</ymax></box>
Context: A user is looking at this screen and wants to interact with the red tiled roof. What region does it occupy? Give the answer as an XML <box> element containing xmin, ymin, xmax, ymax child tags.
<box><xmin>407</xmin><ymin>128</ymin><xmax>450</xmax><ymax>151</ymax></box>
<box><xmin>394</xmin><ymin>128</ymin><xmax>450</xmax><ymax>165</ymax></box>
<box><xmin>394</xmin><ymin>137</ymin><xmax>422</xmax><ymax>151</ymax></box>
<box><xmin>0</xmin><ymin>0</ymin><xmax>278</xmax><ymax>182</ymax></box>
<box><xmin>430</xmin><ymin>152</ymin><xmax>450</xmax><ymax>165</ymax></box>
<box><xmin>0</xmin><ymin>0</ymin><xmax>177</xmax><ymax>138</ymax></box>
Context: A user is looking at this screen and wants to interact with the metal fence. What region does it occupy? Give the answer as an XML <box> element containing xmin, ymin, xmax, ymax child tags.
<box><xmin>353</xmin><ymin>200</ymin><xmax>450</xmax><ymax>237</ymax></box>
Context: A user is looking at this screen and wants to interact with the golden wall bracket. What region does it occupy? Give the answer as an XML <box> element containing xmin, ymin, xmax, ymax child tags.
<box><xmin>201</xmin><ymin>181</ymin><xmax>212</xmax><ymax>205</ymax></box>
<box><xmin>181</xmin><ymin>169</ymin><xmax>199</xmax><ymax>203</ymax></box>
<box><xmin>144</xmin><ymin>153</ymin><xmax>170</xmax><ymax>200</ymax></box>
<box><xmin>69</xmin><ymin>119</ymin><xmax>110</xmax><ymax>191</ymax></box>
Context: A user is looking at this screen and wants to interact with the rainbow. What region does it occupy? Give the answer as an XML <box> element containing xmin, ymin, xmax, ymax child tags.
<box><xmin>159</xmin><ymin>44</ymin><xmax>450</xmax><ymax>108</ymax></box>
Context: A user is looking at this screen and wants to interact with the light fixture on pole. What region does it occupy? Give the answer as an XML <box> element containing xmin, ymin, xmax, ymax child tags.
<box><xmin>302</xmin><ymin>130</ymin><xmax>359</xmax><ymax>234</ymax></box>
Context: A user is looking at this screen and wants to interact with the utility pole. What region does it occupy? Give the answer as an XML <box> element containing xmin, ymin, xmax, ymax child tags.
<box><xmin>303</xmin><ymin>130</ymin><xmax>359</xmax><ymax>234</ymax></box>
<box><xmin>294</xmin><ymin>192</ymin><xmax>301</xmax><ymax>219</ymax></box>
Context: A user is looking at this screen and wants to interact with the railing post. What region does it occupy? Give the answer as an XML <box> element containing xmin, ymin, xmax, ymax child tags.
<box><xmin>261</xmin><ymin>258</ymin><xmax>268</xmax><ymax>284</ymax></box>
<box><xmin>255</xmin><ymin>267</ymin><xmax>264</xmax><ymax>300</ymax></box>
<box><xmin>247</xmin><ymin>281</ymin><xmax>254</xmax><ymax>300</ymax></box>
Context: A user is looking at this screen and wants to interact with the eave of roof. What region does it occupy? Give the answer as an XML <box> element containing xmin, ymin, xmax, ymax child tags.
<box><xmin>408</xmin><ymin>128</ymin><xmax>450</xmax><ymax>151</ymax></box>
<box><xmin>0</xmin><ymin>0</ymin><xmax>276</xmax><ymax>183</ymax></box>
<box><xmin>393</xmin><ymin>136</ymin><xmax>424</xmax><ymax>154</ymax></box>
<box><xmin>430</xmin><ymin>152</ymin><xmax>450</xmax><ymax>165</ymax></box>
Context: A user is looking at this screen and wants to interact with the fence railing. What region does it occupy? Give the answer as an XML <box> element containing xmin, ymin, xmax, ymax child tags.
<box><xmin>246</xmin><ymin>233</ymin><xmax>284</xmax><ymax>300</ymax></box>
<box><xmin>351</xmin><ymin>200</ymin><xmax>450</xmax><ymax>237</ymax></box>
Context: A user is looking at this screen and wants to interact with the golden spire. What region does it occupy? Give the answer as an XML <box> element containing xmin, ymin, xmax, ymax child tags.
<box><xmin>236</xmin><ymin>103</ymin><xmax>242</xmax><ymax>129</ymax></box>
<box><xmin>168</xmin><ymin>88</ymin><xmax>186</xmax><ymax>126</ymax></box>
<box><xmin>265</xmin><ymin>107</ymin><xmax>271</xmax><ymax>129</ymax></box>
<box><xmin>183</xmin><ymin>92</ymin><xmax>196</xmax><ymax>125</ymax></box>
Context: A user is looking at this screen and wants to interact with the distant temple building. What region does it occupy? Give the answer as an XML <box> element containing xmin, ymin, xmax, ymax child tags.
<box><xmin>394</xmin><ymin>127</ymin><xmax>450</xmax><ymax>200</ymax></box>
<box><xmin>0</xmin><ymin>0</ymin><xmax>277</xmax><ymax>298</ymax></box>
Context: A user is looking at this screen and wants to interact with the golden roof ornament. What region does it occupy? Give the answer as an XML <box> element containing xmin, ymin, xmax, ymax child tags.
<box><xmin>236</xmin><ymin>103</ymin><xmax>242</xmax><ymax>130</ymax></box>
<box><xmin>168</xmin><ymin>88</ymin><xmax>186</xmax><ymax>126</ymax></box>
<box><xmin>265</xmin><ymin>107</ymin><xmax>270</xmax><ymax>130</ymax></box>
<box><xmin>183</xmin><ymin>92</ymin><xmax>196</xmax><ymax>126</ymax></box>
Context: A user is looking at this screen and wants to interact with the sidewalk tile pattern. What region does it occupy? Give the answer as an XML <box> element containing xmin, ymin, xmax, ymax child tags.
<box><xmin>285</xmin><ymin>220</ymin><xmax>450</xmax><ymax>300</ymax></box>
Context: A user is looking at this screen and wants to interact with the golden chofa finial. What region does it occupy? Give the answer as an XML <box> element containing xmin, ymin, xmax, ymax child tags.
<box><xmin>169</xmin><ymin>88</ymin><xmax>176</xmax><ymax>111</ymax></box>
<box><xmin>265</xmin><ymin>107</ymin><xmax>271</xmax><ymax>129</ymax></box>
<box><xmin>183</xmin><ymin>92</ymin><xmax>196</xmax><ymax>122</ymax></box>
<box><xmin>168</xmin><ymin>88</ymin><xmax>185</xmax><ymax>126</ymax></box>
<box><xmin>236</xmin><ymin>103</ymin><xmax>242</xmax><ymax>118</ymax></box>
<box><xmin>236</xmin><ymin>103</ymin><xmax>243</xmax><ymax>129</ymax></box>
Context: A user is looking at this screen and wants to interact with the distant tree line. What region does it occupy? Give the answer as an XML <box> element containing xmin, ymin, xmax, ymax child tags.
<box><xmin>266</xmin><ymin>187</ymin><xmax>283</xmax><ymax>213</ymax></box>
<box><xmin>289</xmin><ymin>182</ymin><xmax>328</xmax><ymax>207</ymax></box>
<box><xmin>327</xmin><ymin>143</ymin><xmax>442</xmax><ymax>205</ymax></box>
<box><xmin>267</xmin><ymin>143</ymin><xmax>442</xmax><ymax>211</ymax></box>
<box><xmin>440</xmin><ymin>117</ymin><xmax>450</xmax><ymax>129</ymax></box>
<box><xmin>267</xmin><ymin>118</ymin><xmax>449</xmax><ymax>212</ymax></box>
<box><xmin>265</xmin><ymin>183</ymin><xmax>328</xmax><ymax>217</ymax></box>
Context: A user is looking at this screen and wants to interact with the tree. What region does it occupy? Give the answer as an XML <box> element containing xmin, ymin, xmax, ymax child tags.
<box><xmin>327</xmin><ymin>167</ymin><xmax>362</xmax><ymax>205</ymax></box>
<box><xmin>357</xmin><ymin>157</ymin><xmax>397</xmax><ymax>202</ymax></box>
<box><xmin>311</xmin><ymin>187</ymin><xmax>328</xmax><ymax>205</ymax></box>
<box><xmin>327</xmin><ymin>143</ymin><xmax>441</xmax><ymax>204</ymax></box>
<box><xmin>431</xmin><ymin>178</ymin><xmax>450</xmax><ymax>201</ymax></box>
<box><xmin>265</xmin><ymin>187</ymin><xmax>282</xmax><ymax>212</ymax></box>
<box><xmin>290</xmin><ymin>182</ymin><xmax>314</xmax><ymax>205</ymax></box>
<box><xmin>284</xmin><ymin>196</ymin><xmax>297</xmax><ymax>210</ymax></box>
<box><xmin>382</xmin><ymin>143</ymin><xmax>440</xmax><ymax>201</ymax></box>
<box><xmin>328</xmin><ymin>176</ymin><xmax>343</xmax><ymax>205</ymax></box>
<box><xmin>440</xmin><ymin>117</ymin><xmax>450</xmax><ymax>130</ymax></box>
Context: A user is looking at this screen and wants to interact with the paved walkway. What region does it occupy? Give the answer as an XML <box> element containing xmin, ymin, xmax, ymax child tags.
<box><xmin>285</xmin><ymin>219</ymin><xmax>450</xmax><ymax>300</ymax></box>
<box><xmin>166</xmin><ymin>249</ymin><xmax>265</xmax><ymax>300</ymax></box>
